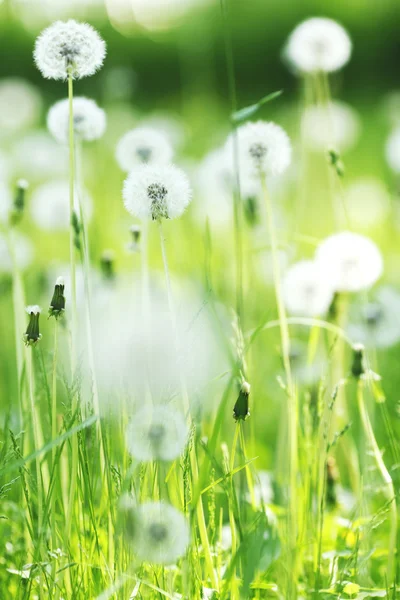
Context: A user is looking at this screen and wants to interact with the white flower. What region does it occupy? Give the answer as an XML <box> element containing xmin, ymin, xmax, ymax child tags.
<box><xmin>123</xmin><ymin>164</ymin><xmax>192</xmax><ymax>220</ymax></box>
<box><xmin>123</xmin><ymin>500</ymin><xmax>189</xmax><ymax>565</ymax></box>
<box><xmin>194</xmin><ymin>147</ymin><xmax>233</xmax><ymax>227</ymax></box>
<box><xmin>126</xmin><ymin>405</ymin><xmax>188</xmax><ymax>462</ymax></box>
<box><xmin>0</xmin><ymin>78</ymin><xmax>42</xmax><ymax>136</ymax></box>
<box><xmin>348</xmin><ymin>287</ymin><xmax>400</xmax><ymax>349</ymax></box>
<box><xmin>302</xmin><ymin>101</ymin><xmax>361</xmax><ymax>152</ymax></box>
<box><xmin>228</xmin><ymin>121</ymin><xmax>292</xmax><ymax>179</ymax></box>
<box><xmin>30</xmin><ymin>179</ymin><xmax>93</xmax><ymax>230</ymax></box>
<box><xmin>385</xmin><ymin>128</ymin><xmax>400</xmax><ymax>173</ymax></box>
<box><xmin>0</xmin><ymin>233</ymin><xmax>34</xmax><ymax>273</ymax></box>
<box><xmin>25</xmin><ymin>305</ymin><xmax>41</xmax><ymax>315</ymax></box>
<box><xmin>316</xmin><ymin>231</ymin><xmax>383</xmax><ymax>293</ymax></box>
<box><xmin>284</xmin><ymin>17</ymin><xmax>352</xmax><ymax>74</ymax></box>
<box><xmin>282</xmin><ymin>260</ymin><xmax>334</xmax><ymax>317</ymax></box>
<box><xmin>344</xmin><ymin>178</ymin><xmax>390</xmax><ymax>229</ymax></box>
<box><xmin>13</xmin><ymin>131</ymin><xmax>68</xmax><ymax>180</ymax></box>
<box><xmin>34</xmin><ymin>20</ymin><xmax>106</xmax><ymax>80</ymax></box>
<box><xmin>47</xmin><ymin>96</ymin><xmax>106</xmax><ymax>144</ymax></box>
<box><xmin>116</xmin><ymin>127</ymin><xmax>174</xmax><ymax>172</ymax></box>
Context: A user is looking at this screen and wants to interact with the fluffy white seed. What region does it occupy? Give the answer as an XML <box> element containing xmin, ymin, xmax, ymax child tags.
<box><xmin>123</xmin><ymin>163</ymin><xmax>192</xmax><ymax>220</ymax></box>
<box><xmin>30</xmin><ymin>179</ymin><xmax>93</xmax><ymax>230</ymax></box>
<box><xmin>34</xmin><ymin>19</ymin><xmax>106</xmax><ymax>80</ymax></box>
<box><xmin>126</xmin><ymin>405</ymin><xmax>188</xmax><ymax>462</ymax></box>
<box><xmin>228</xmin><ymin>121</ymin><xmax>292</xmax><ymax>179</ymax></box>
<box><xmin>13</xmin><ymin>131</ymin><xmax>68</xmax><ymax>180</ymax></box>
<box><xmin>284</xmin><ymin>17</ymin><xmax>352</xmax><ymax>74</ymax></box>
<box><xmin>116</xmin><ymin>127</ymin><xmax>174</xmax><ymax>172</ymax></box>
<box><xmin>25</xmin><ymin>305</ymin><xmax>41</xmax><ymax>315</ymax></box>
<box><xmin>282</xmin><ymin>260</ymin><xmax>334</xmax><ymax>317</ymax></box>
<box><xmin>316</xmin><ymin>231</ymin><xmax>383</xmax><ymax>293</ymax></box>
<box><xmin>348</xmin><ymin>287</ymin><xmax>400</xmax><ymax>349</ymax></box>
<box><xmin>302</xmin><ymin>101</ymin><xmax>361</xmax><ymax>152</ymax></box>
<box><xmin>0</xmin><ymin>233</ymin><xmax>34</xmax><ymax>273</ymax></box>
<box><xmin>47</xmin><ymin>96</ymin><xmax>106</xmax><ymax>144</ymax></box>
<box><xmin>0</xmin><ymin>78</ymin><xmax>42</xmax><ymax>136</ymax></box>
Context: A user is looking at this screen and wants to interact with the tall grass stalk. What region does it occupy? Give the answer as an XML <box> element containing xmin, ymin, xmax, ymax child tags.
<box><xmin>157</xmin><ymin>219</ymin><xmax>217</xmax><ymax>589</ymax></box>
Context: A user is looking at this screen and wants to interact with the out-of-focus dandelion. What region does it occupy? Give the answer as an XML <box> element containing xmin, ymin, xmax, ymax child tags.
<box><xmin>0</xmin><ymin>233</ymin><xmax>33</xmax><ymax>273</ymax></box>
<box><xmin>282</xmin><ymin>260</ymin><xmax>334</xmax><ymax>317</ymax></box>
<box><xmin>34</xmin><ymin>20</ymin><xmax>106</xmax><ymax>80</ymax></box>
<box><xmin>385</xmin><ymin>128</ymin><xmax>400</xmax><ymax>174</ymax></box>
<box><xmin>9</xmin><ymin>179</ymin><xmax>29</xmax><ymax>226</ymax></box>
<box><xmin>302</xmin><ymin>101</ymin><xmax>361</xmax><ymax>152</ymax></box>
<box><xmin>288</xmin><ymin>339</ymin><xmax>326</xmax><ymax>385</ymax></box>
<box><xmin>49</xmin><ymin>276</ymin><xmax>66</xmax><ymax>319</ymax></box>
<box><xmin>123</xmin><ymin>164</ymin><xmax>192</xmax><ymax>221</ymax></box>
<box><xmin>30</xmin><ymin>180</ymin><xmax>93</xmax><ymax>231</ymax></box>
<box><xmin>194</xmin><ymin>147</ymin><xmax>232</xmax><ymax>227</ymax></box>
<box><xmin>233</xmin><ymin>381</ymin><xmax>250</xmax><ymax>421</ymax></box>
<box><xmin>284</xmin><ymin>17</ymin><xmax>352</xmax><ymax>74</ymax></box>
<box><xmin>13</xmin><ymin>131</ymin><xmax>68</xmax><ymax>180</ymax></box>
<box><xmin>0</xmin><ymin>182</ymin><xmax>13</xmax><ymax>224</ymax></box>
<box><xmin>228</xmin><ymin>121</ymin><xmax>292</xmax><ymax>179</ymax></box>
<box><xmin>47</xmin><ymin>97</ymin><xmax>106</xmax><ymax>144</ymax></box>
<box><xmin>24</xmin><ymin>305</ymin><xmax>42</xmax><ymax>346</ymax></box>
<box><xmin>0</xmin><ymin>78</ymin><xmax>42</xmax><ymax>136</ymax></box>
<box><xmin>100</xmin><ymin>249</ymin><xmax>115</xmax><ymax>280</ymax></box>
<box><xmin>116</xmin><ymin>127</ymin><xmax>174</xmax><ymax>172</ymax></box>
<box><xmin>121</xmin><ymin>500</ymin><xmax>190</xmax><ymax>565</ymax></box>
<box><xmin>127</xmin><ymin>224</ymin><xmax>141</xmax><ymax>252</ymax></box>
<box><xmin>348</xmin><ymin>287</ymin><xmax>400</xmax><ymax>349</ymax></box>
<box><xmin>316</xmin><ymin>231</ymin><xmax>383</xmax><ymax>292</ymax></box>
<box><xmin>344</xmin><ymin>178</ymin><xmax>390</xmax><ymax>229</ymax></box>
<box><xmin>126</xmin><ymin>405</ymin><xmax>188</xmax><ymax>462</ymax></box>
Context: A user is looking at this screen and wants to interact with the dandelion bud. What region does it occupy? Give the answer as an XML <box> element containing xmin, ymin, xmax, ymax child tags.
<box><xmin>100</xmin><ymin>250</ymin><xmax>115</xmax><ymax>280</ymax></box>
<box><xmin>233</xmin><ymin>381</ymin><xmax>251</xmax><ymax>421</ymax></box>
<box><xmin>351</xmin><ymin>343</ymin><xmax>365</xmax><ymax>379</ymax></box>
<box><xmin>71</xmin><ymin>211</ymin><xmax>81</xmax><ymax>250</ymax></box>
<box><xmin>24</xmin><ymin>305</ymin><xmax>42</xmax><ymax>346</ymax></box>
<box><xmin>328</xmin><ymin>149</ymin><xmax>345</xmax><ymax>178</ymax></box>
<box><xmin>49</xmin><ymin>277</ymin><xmax>66</xmax><ymax>319</ymax></box>
<box><xmin>128</xmin><ymin>224</ymin><xmax>141</xmax><ymax>252</ymax></box>
<box><xmin>10</xmin><ymin>179</ymin><xmax>28</xmax><ymax>225</ymax></box>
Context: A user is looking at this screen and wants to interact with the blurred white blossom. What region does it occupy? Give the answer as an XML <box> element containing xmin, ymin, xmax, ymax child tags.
<box><xmin>0</xmin><ymin>78</ymin><xmax>42</xmax><ymax>137</ymax></box>
<box><xmin>385</xmin><ymin>127</ymin><xmax>400</xmax><ymax>173</ymax></box>
<box><xmin>302</xmin><ymin>101</ymin><xmax>361</xmax><ymax>152</ymax></box>
<box><xmin>47</xmin><ymin>96</ymin><xmax>106</xmax><ymax>144</ymax></box>
<box><xmin>13</xmin><ymin>131</ymin><xmax>68</xmax><ymax>180</ymax></box>
<box><xmin>345</xmin><ymin>178</ymin><xmax>390</xmax><ymax>229</ymax></box>
<box><xmin>116</xmin><ymin>127</ymin><xmax>174</xmax><ymax>172</ymax></box>
<box><xmin>348</xmin><ymin>287</ymin><xmax>400</xmax><ymax>349</ymax></box>
<box><xmin>282</xmin><ymin>259</ymin><xmax>334</xmax><ymax>317</ymax></box>
<box><xmin>30</xmin><ymin>179</ymin><xmax>93</xmax><ymax>230</ymax></box>
<box><xmin>0</xmin><ymin>233</ymin><xmax>34</xmax><ymax>273</ymax></box>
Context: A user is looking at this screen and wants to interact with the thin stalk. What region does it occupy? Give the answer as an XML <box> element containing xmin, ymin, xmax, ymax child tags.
<box><xmin>27</xmin><ymin>350</ymin><xmax>43</xmax><ymax>556</ymax></box>
<box><xmin>239</xmin><ymin>423</ymin><xmax>256</xmax><ymax>509</ymax></box>
<box><xmin>260</xmin><ymin>174</ymin><xmax>297</xmax><ymax>597</ymax></box>
<box><xmin>157</xmin><ymin>220</ymin><xmax>217</xmax><ymax>589</ymax></box>
<box><xmin>68</xmin><ymin>70</ymin><xmax>77</xmax><ymax>368</ymax></box>
<box><xmin>357</xmin><ymin>380</ymin><xmax>397</xmax><ymax>583</ymax></box>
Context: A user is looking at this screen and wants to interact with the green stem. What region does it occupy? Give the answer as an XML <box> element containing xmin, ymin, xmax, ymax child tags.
<box><xmin>157</xmin><ymin>220</ymin><xmax>217</xmax><ymax>589</ymax></box>
<box><xmin>27</xmin><ymin>350</ymin><xmax>43</xmax><ymax>556</ymax></box>
<box><xmin>68</xmin><ymin>70</ymin><xmax>77</xmax><ymax>371</ymax></box>
<box><xmin>357</xmin><ymin>380</ymin><xmax>397</xmax><ymax>583</ymax></box>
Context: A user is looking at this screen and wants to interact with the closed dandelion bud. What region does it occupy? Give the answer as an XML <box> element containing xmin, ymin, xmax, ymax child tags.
<box><xmin>24</xmin><ymin>305</ymin><xmax>42</xmax><ymax>346</ymax></box>
<box><xmin>49</xmin><ymin>276</ymin><xmax>65</xmax><ymax>319</ymax></box>
<box><xmin>328</xmin><ymin>149</ymin><xmax>345</xmax><ymax>178</ymax></box>
<box><xmin>351</xmin><ymin>343</ymin><xmax>365</xmax><ymax>379</ymax></box>
<box><xmin>100</xmin><ymin>249</ymin><xmax>115</xmax><ymax>280</ymax></box>
<box><xmin>233</xmin><ymin>381</ymin><xmax>251</xmax><ymax>421</ymax></box>
<box><xmin>128</xmin><ymin>224</ymin><xmax>141</xmax><ymax>252</ymax></box>
<box><xmin>10</xmin><ymin>179</ymin><xmax>28</xmax><ymax>225</ymax></box>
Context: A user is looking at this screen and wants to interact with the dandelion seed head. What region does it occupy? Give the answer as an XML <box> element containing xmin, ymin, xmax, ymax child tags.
<box><xmin>316</xmin><ymin>231</ymin><xmax>383</xmax><ymax>293</ymax></box>
<box><xmin>0</xmin><ymin>182</ymin><xmax>13</xmax><ymax>224</ymax></box>
<box><xmin>30</xmin><ymin>179</ymin><xmax>93</xmax><ymax>230</ymax></box>
<box><xmin>124</xmin><ymin>501</ymin><xmax>189</xmax><ymax>565</ymax></box>
<box><xmin>126</xmin><ymin>404</ymin><xmax>188</xmax><ymax>462</ymax></box>
<box><xmin>0</xmin><ymin>233</ymin><xmax>33</xmax><ymax>273</ymax></box>
<box><xmin>123</xmin><ymin>164</ymin><xmax>192</xmax><ymax>221</ymax></box>
<box><xmin>302</xmin><ymin>101</ymin><xmax>361</xmax><ymax>152</ymax></box>
<box><xmin>56</xmin><ymin>276</ymin><xmax>65</xmax><ymax>286</ymax></box>
<box><xmin>228</xmin><ymin>121</ymin><xmax>292</xmax><ymax>178</ymax></box>
<box><xmin>284</xmin><ymin>17</ymin><xmax>352</xmax><ymax>74</ymax></box>
<box><xmin>47</xmin><ymin>97</ymin><xmax>106</xmax><ymax>144</ymax></box>
<box><xmin>348</xmin><ymin>287</ymin><xmax>400</xmax><ymax>348</ymax></box>
<box><xmin>13</xmin><ymin>131</ymin><xmax>68</xmax><ymax>180</ymax></box>
<box><xmin>0</xmin><ymin>78</ymin><xmax>42</xmax><ymax>137</ymax></box>
<box><xmin>34</xmin><ymin>20</ymin><xmax>106</xmax><ymax>80</ymax></box>
<box><xmin>116</xmin><ymin>127</ymin><xmax>174</xmax><ymax>172</ymax></box>
<box><xmin>25</xmin><ymin>305</ymin><xmax>41</xmax><ymax>315</ymax></box>
<box><xmin>282</xmin><ymin>260</ymin><xmax>335</xmax><ymax>317</ymax></box>
<box><xmin>344</xmin><ymin>178</ymin><xmax>390</xmax><ymax>229</ymax></box>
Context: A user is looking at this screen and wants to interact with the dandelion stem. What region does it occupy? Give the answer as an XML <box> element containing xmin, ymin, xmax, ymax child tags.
<box><xmin>357</xmin><ymin>380</ymin><xmax>397</xmax><ymax>583</ymax></box>
<box><xmin>68</xmin><ymin>69</ymin><xmax>77</xmax><ymax>370</ymax></box>
<box><xmin>27</xmin><ymin>349</ymin><xmax>43</xmax><ymax>551</ymax></box>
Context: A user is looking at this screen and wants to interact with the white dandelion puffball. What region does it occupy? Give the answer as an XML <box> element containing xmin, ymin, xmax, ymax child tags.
<box><xmin>13</xmin><ymin>131</ymin><xmax>68</xmax><ymax>180</ymax></box>
<box><xmin>385</xmin><ymin>128</ymin><xmax>400</xmax><ymax>173</ymax></box>
<box><xmin>0</xmin><ymin>182</ymin><xmax>13</xmax><ymax>224</ymax></box>
<box><xmin>47</xmin><ymin>97</ymin><xmax>106</xmax><ymax>144</ymax></box>
<box><xmin>30</xmin><ymin>180</ymin><xmax>93</xmax><ymax>230</ymax></box>
<box><xmin>123</xmin><ymin>164</ymin><xmax>192</xmax><ymax>220</ymax></box>
<box><xmin>126</xmin><ymin>405</ymin><xmax>188</xmax><ymax>462</ymax></box>
<box><xmin>116</xmin><ymin>127</ymin><xmax>174</xmax><ymax>172</ymax></box>
<box><xmin>229</xmin><ymin>121</ymin><xmax>292</xmax><ymax>179</ymax></box>
<box><xmin>302</xmin><ymin>101</ymin><xmax>361</xmax><ymax>152</ymax></box>
<box><xmin>282</xmin><ymin>260</ymin><xmax>334</xmax><ymax>317</ymax></box>
<box><xmin>194</xmin><ymin>147</ymin><xmax>232</xmax><ymax>227</ymax></box>
<box><xmin>125</xmin><ymin>501</ymin><xmax>189</xmax><ymax>565</ymax></box>
<box><xmin>316</xmin><ymin>231</ymin><xmax>383</xmax><ymax>293</ymax></box>
<box><xmin>284</xmin><ymin>17</ymin><xmax>352</xmax><ymax>74</ymax></box>
<box><xmin>34</xmin><ymin>20</ymin><xmax>106</xmax><ymax>80</ymax></box>
<box><xmin>345</xmin><ymin>178</ymin><xmax>390</xmax><ymax>229</ymax></box>
<box><xmin>0</xmin><ymin>233</ymin><xmax>34</xmax><ymax>273</ymax></box>
<box><xmin>0</xmin><ymin>78</ymin><xmax>42</xmax><ymax>136</ymax></box>
<box><xmin>348</xmin><ymin>287</ymin><xmax>400</xmax><ymax>349</ymax></box>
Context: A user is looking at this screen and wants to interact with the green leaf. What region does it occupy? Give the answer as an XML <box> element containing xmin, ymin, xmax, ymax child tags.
<box><xmin>231</xmin><ymin>90</ymin><xmax>283</xmax><ymax>123</ymax></box>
